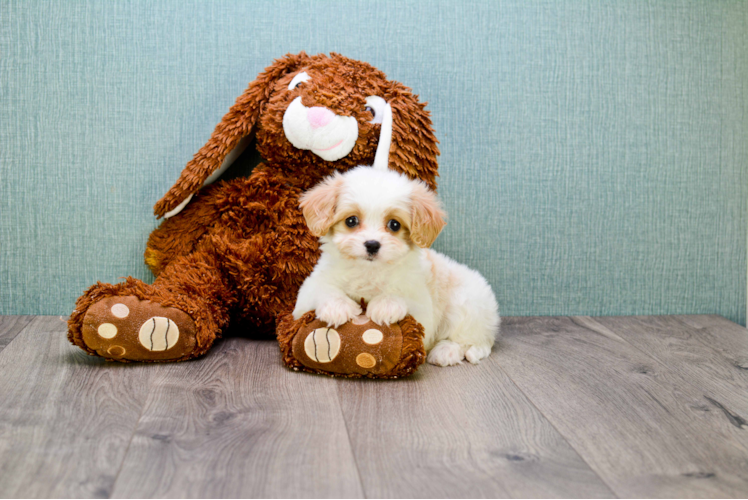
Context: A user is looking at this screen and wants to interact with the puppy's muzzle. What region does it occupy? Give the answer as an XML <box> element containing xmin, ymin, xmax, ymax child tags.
<box><xmin>364</xmin><ymin>240</ymin><xmax>381</xmax><ymax>256</ymax></box>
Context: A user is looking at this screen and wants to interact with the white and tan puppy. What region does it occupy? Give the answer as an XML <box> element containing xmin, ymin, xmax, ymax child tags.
<box><xmin>292</xmin><ymin>166</ymin><xmax>500</xmax><ymax>366</ymax></box>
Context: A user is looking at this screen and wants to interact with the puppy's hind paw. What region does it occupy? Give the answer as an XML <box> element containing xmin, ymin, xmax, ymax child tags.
<box><xmin>465</xmin><ymin>345</ymin><xmax>492</xmax><ymax>364</ymax></box>
<box><xmin>427</xmin><ymin>340</ymin><xmax>464</xmax><ymax>367</ymax></box>
<box><xmin>317</xmin><ymin>297</ymin><xmax>362</xmax><ymax>328</ymax></box>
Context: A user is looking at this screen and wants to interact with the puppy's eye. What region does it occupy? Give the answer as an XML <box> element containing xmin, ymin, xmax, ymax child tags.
<box><xmin>387</xmin><ymin>219</ymin><xmax>401</xmax><ymax>232</ymax></box>
<box><xmin>364</xmin><ymin>106</ymin><xmax>375</xmax><ymax>118</ymax></box>
<box><xmin>345</xmin><ymin>216</ymin><xmax>359</xmax><ymax>228</ymax></box>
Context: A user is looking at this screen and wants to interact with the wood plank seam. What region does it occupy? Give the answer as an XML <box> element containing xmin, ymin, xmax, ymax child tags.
<box><xmin>335</xmin><ymin>388</ymin><xmax>370</xmax><ymax>498</ymax></box>
<box><xmin>496</xmin><ymin>316</ymin><xmax>748</xmax><ymax>497</ymax></box>
<box><xmin>673</xmin><ymin>315</ymin><xmax>748</xmax><ymax>373</ymax></box>
<box><xmin>491</xmin><ymin>355</ymin><xmax>620</xmax><ymax>498</ymax></box>
<box><xmin>0</xmin><ymin>315</ymin><xmax>35</xmax><ymax>353</ymax></box>
<box><xmin>0</xmin><ymin>316</ymin><xmax>160</xmax><ymax>497</ymax></box>
<box><xmin>108</xmin><ymin>339</ymin><xmax>366</xmax><ymax>498</ymax></box>
<box><xmin>108</xmin><ymin>387</ymin><xmax>152</xmax><ymax>499</ymax></box>
<box><xmin>592</xmin><ymin>315</ymin><xmax>748</xmax><ymax>425</ymax></box>
<box><xmin>670</xmin><ymin>315</ymin><xmax>748</xmax><ymax>429</ymax></box>
<box><xmin>576</xmin><ymin>316</ymin><xmax>748</xmax><ymax>453</ymax></box>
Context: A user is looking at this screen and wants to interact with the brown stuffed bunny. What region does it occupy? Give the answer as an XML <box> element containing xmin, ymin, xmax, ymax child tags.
<box><xmin>67</xmin><ymin>52</ymin><xmax>439</xmax><ymax>363</ymax></box>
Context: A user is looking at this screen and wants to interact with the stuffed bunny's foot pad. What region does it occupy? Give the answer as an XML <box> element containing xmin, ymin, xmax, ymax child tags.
<box><xmin>278</xmin><ymin>311</ymin><xmax>426</xmax><ymax>379</ymax></box>
<box><xmin>81</xmin><ymin>296</ymin><xmax>197</xmax><ymax>362</ymax></box>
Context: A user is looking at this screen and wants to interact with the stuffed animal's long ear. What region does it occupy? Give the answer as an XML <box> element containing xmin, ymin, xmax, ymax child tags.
<box><xmin>410</xmin><ymin>181</ymin><xmax>446</xmax><ymax>248</ymax></box>
<box><xmin>154</xmin><ymin>52</ymin><xmax>310</xmax><ymax>218</ymax></box>
<box><xmin>386</xmin><ymin>83</ymin><xmax>440</xmax><ymax>191</ymax></box>
<box><xmin>299</xmin><ymin>173</ymin><xmax>345</xmax><ymax>237</ymax></box>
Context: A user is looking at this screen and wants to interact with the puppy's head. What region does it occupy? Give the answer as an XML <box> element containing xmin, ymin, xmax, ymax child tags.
<box><xmin>300</xmin><ymin>167</ymin><xmax>446</xmax><ymax>264</ymax></box>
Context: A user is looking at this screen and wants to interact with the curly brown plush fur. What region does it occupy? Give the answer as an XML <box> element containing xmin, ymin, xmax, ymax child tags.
<box><xmin>68</xmin><ymin>52</ymin><xmax>439</xmax><ymax>363</ymax></box>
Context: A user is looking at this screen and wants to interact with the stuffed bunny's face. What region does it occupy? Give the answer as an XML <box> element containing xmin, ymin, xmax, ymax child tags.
<box><xmin>258</xmin><ymin>56</ymin><xmax>392</xmax><ymax>172</ymax></box>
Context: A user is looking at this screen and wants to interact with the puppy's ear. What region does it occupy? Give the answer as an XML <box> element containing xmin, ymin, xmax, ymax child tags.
<box><xmin>154</xmin><ymin>52</ymin><xmax>311</xmax><ymax>218</ymax></box>
<box><xmin>410</xmin><ymin>182</ymin><xmax>446</xmax><ymax>248</ymax></box>
<box><xmin>299</xmin><ymin>173</ymin><xmax>345</xmax><ymax>237</ymax></box>
<box><xmin>385</xmin><ymin>82</ymin><xmax>440</xmax><ymax>191</ymax></box>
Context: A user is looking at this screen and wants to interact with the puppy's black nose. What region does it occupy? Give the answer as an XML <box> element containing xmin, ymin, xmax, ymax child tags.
<box><xmin>364</xmin><ymin>240</ymin><xmax>381</xmax><ymax>255</ymax></box>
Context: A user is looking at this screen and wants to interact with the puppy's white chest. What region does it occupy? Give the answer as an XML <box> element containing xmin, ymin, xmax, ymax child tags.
<box><xmin>340</xmin><ymin>271</ymin><xmax>391</xmax><ymax>301</ymax></box>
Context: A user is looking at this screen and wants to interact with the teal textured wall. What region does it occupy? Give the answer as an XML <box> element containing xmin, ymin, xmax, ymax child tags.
<box><xmin>2</xmin><ymin>1</ymin><xmax>747</xmax><ymax>324</ymax></box>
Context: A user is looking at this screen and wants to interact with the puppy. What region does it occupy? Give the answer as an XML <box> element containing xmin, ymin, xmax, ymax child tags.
<box><xmin>292</xmin><ymin>166</ymin><xmax>500</xmax><ymax>366</ymax></box>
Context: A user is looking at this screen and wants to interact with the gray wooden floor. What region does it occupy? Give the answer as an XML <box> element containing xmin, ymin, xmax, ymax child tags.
<box><xmin>1</xmin><ymin>315</ymin><xmax>747</xmax><ymax>498</ymax></box>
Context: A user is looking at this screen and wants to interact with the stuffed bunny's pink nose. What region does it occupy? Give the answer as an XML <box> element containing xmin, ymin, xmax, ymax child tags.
<box><xmin>307</xmin><ymin>107</ymin><xmax>334</xmax><ymax>128</ymax></box>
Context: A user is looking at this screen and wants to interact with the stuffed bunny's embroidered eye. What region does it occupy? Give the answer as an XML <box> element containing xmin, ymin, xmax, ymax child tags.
<box><xmin>364</xmin><ymin>96</ymin><xmax>386</xmax><ymax>125</ymax></box>
<box><xmin>288</xmin><ymin>72</ymin><xmax>310</xmax><ymax>90</ymax></box>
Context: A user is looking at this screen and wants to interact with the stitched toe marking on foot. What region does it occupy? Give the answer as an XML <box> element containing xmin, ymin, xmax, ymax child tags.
<box><xmin>107</xmin><ymin>345</ymin><xmax>126</xmax><ymax>357</ymax></box>
<box><xmin>362</xmin><ymin>329</ymin><xmax>383</xmax><ymax>345</ymax></box>
<box><xmin>304</xmin><ymin>328</ymin><xmax>341</xmax><ymax>363</ymax></box>
<box><xmin>356</xmin><ymin>352</ymin><xmax>377</xmax><ymax>369</ymax></box>
<box><xmin>110</xmin><ymin>303</ymin><xmax>130</xmax><ymax>318</ymax></box>
<box><xmin>138</xmin><ymin>317</ymin><xmax>180</xmax><ymax>351</ymax></box>
<box><xmin>97</xmin><ymin>323</ymin><xmax>118</xmax><ymax>339</ymax></box>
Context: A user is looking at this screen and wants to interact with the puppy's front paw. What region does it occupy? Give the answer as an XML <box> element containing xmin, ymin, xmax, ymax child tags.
<box><xmin>366</xmin><ymin>296</ymin><xmax>408</xmax><ymax>326</ymax></box>
<box><xmin>317</xmin><ymin>297</ymin><xmax>362</xmax><ymax>328</ymax></box>
<box><xmin>465</xmin><ymin>344</ymin><xmax>492</xmax><ymax>364</ymax></box>
<box><xmin>427</xmin><ymin>340</ymin><xmax>464</xmax><ymax>367</ymax></box>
